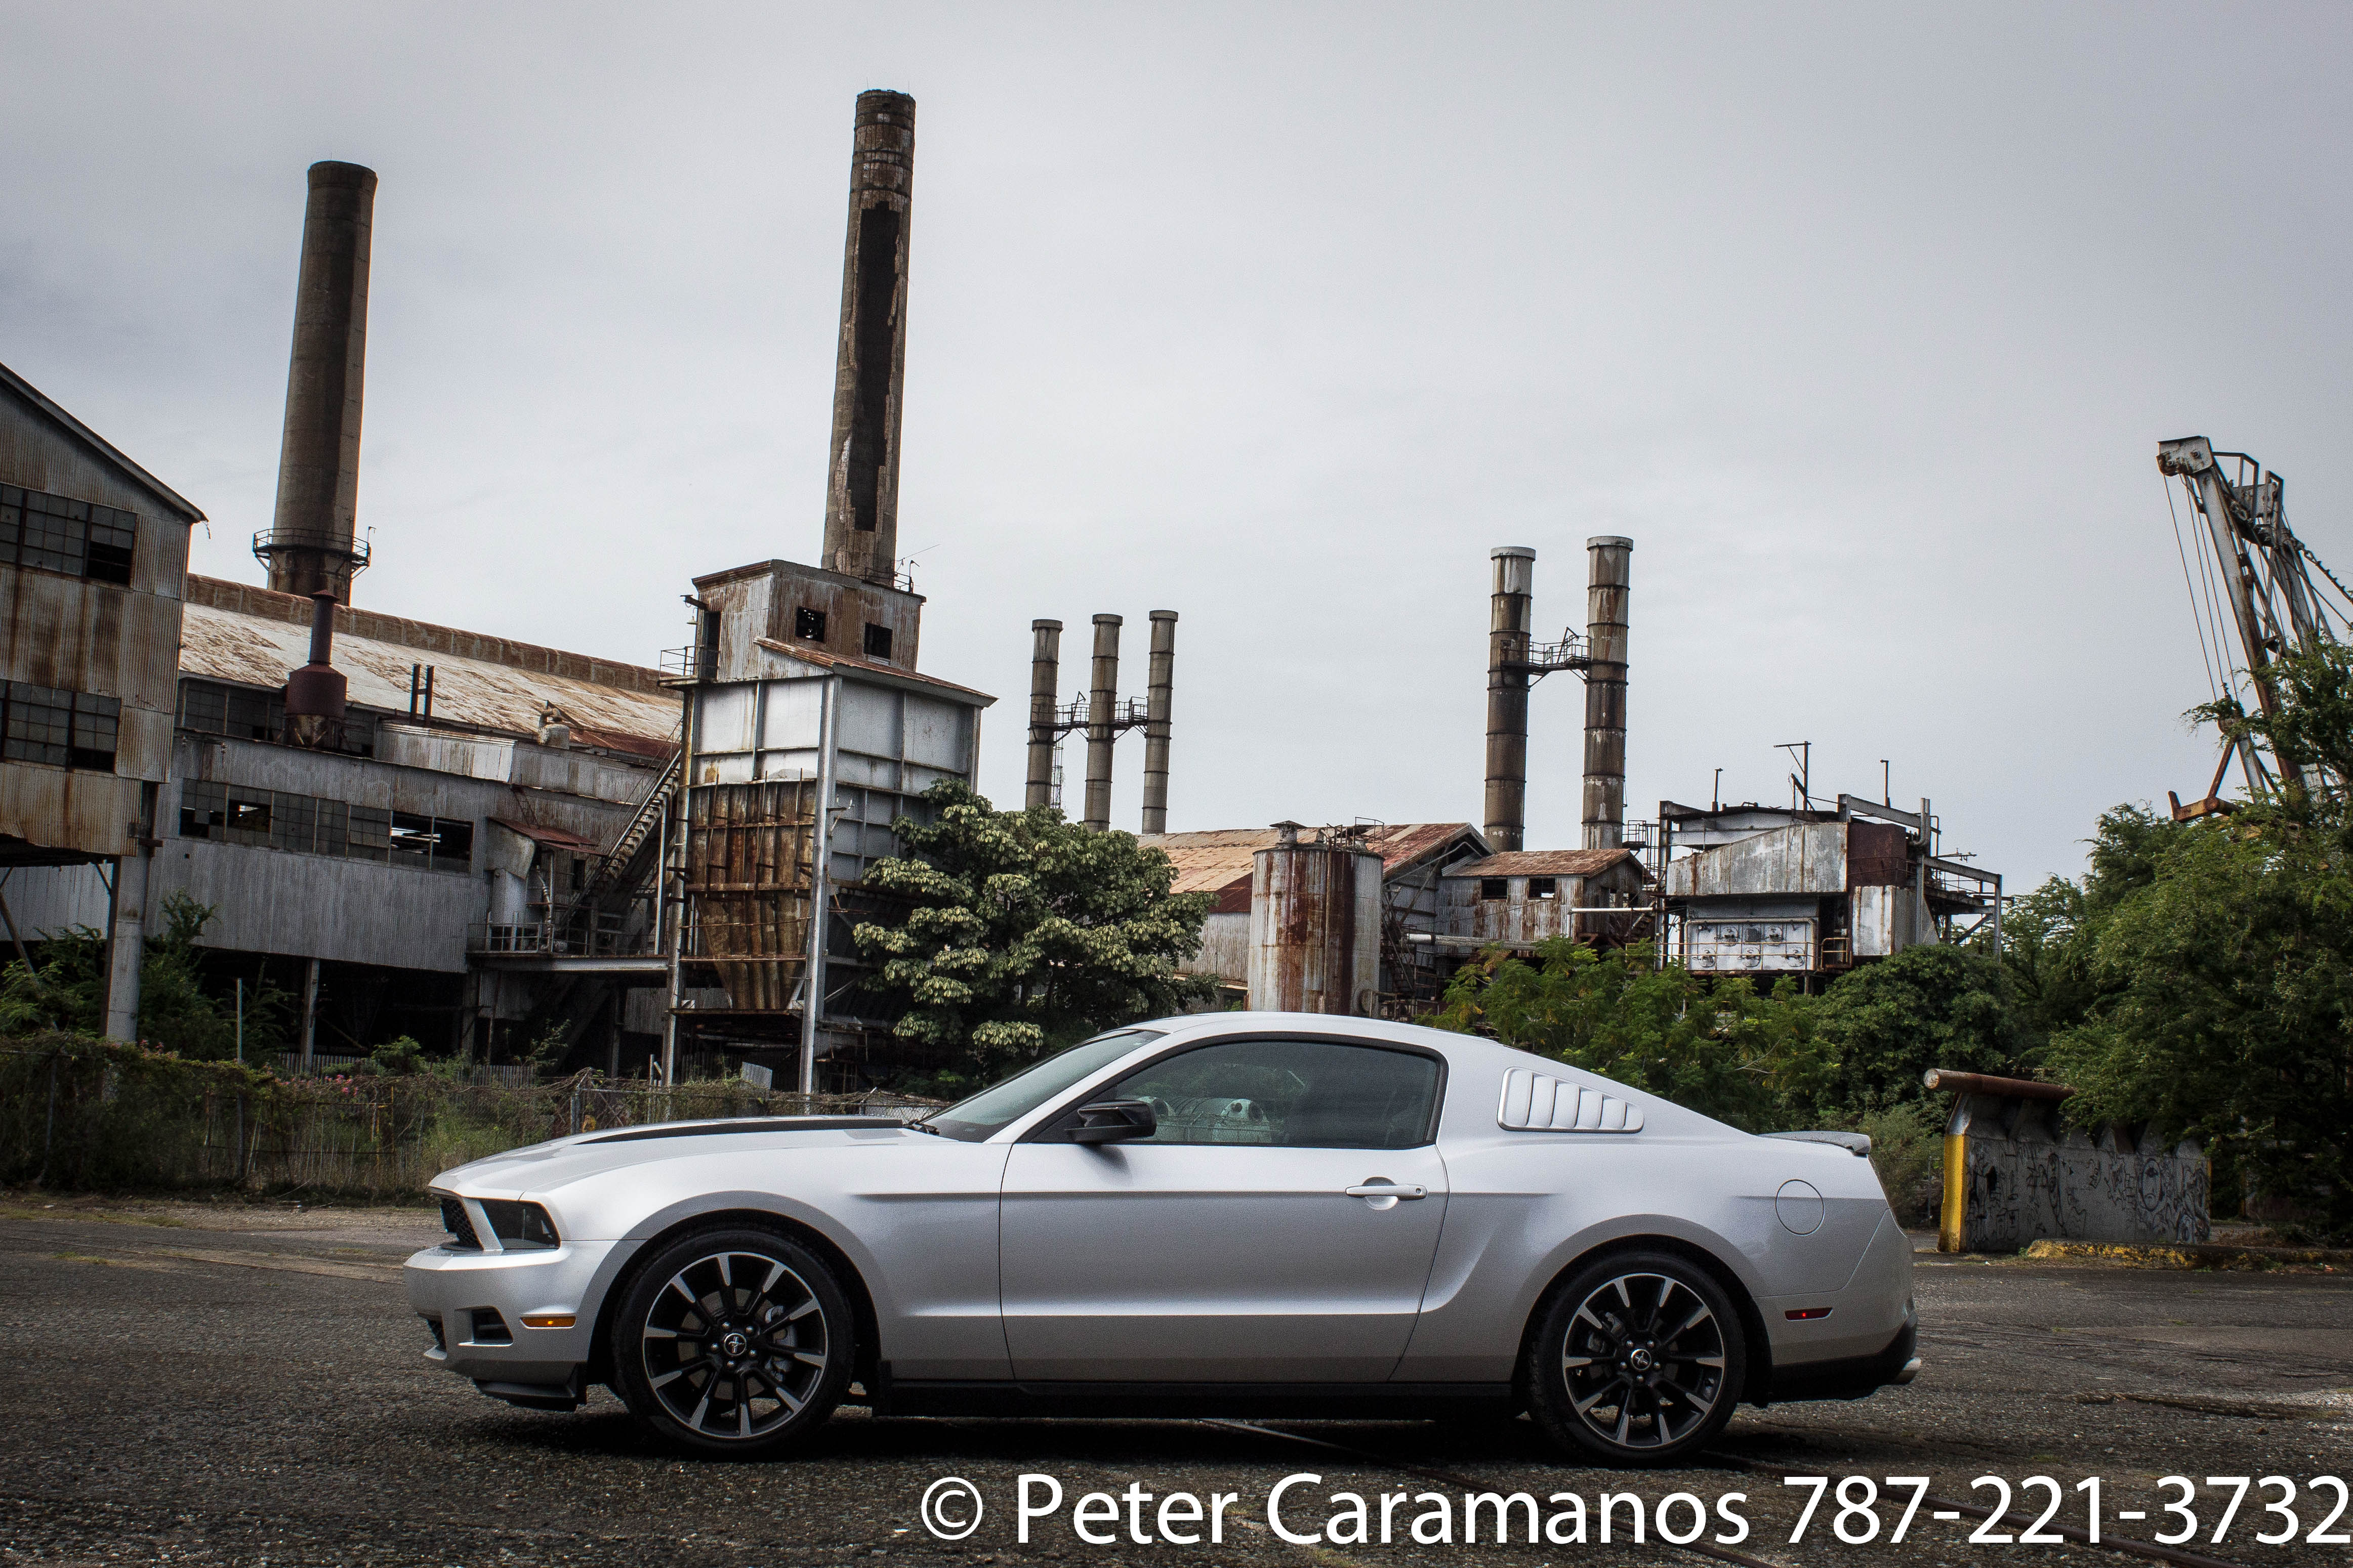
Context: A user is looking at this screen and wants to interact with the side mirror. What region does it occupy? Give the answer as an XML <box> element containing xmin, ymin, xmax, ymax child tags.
<box><xmin>1068</xmin><ymin>1098</ymin><xmax>1157</xmax><ymax>1145</ymax></box>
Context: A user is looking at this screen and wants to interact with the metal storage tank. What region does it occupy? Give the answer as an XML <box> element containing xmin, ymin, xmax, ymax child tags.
<box><xmin>1246</xmin><ymin>823</ymin><xmax>1382</xmax><ymax>1015</ymax></box>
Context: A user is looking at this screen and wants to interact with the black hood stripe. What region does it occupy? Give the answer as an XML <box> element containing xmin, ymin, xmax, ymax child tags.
<box><xmin>582</xmin><ymin>1117</ymin><xmax>903</xmax><ymax>1145</ymax></box>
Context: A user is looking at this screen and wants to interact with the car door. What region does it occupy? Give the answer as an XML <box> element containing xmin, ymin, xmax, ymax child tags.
<box><xmin>999</xmin><ymin>1034</ymin><xmax>1450</xmax><ymax>1383</ymax></box>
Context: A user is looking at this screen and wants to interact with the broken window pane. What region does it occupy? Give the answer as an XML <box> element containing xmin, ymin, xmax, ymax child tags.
<box><xmin>178</xmin><ymin>779</ymin><xmax>227</xmax><ymax>838</ymax></box>
<box><xmin>794</xmin><ymin>606</ymin><xmax>828</xmax><ymax>642</ymax></box>
<box><xmin>863</xmin><ymin>622</ymin><xmax>893</xmax><ymax>660</ymax></box>
<box><xmin>1478</xmin><ymin>877</ymin><xmax>1508</xmax><ymax>902</ymax></box>
<box><xmin>433</xmin><ymin>817</ymin><xmax>474</xmax><ymax>874</ymax></box>
<box><xmin>1529</xmin><ymin>877</ymin><xmax>1557</xmax><ymax>900</ymax></box>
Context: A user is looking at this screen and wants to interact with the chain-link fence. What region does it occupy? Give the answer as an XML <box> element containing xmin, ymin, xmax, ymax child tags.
<box><xmin>1</xmin><ymin>1036</ymin><xmax>936</xmax><ymax>1199</ymax></box>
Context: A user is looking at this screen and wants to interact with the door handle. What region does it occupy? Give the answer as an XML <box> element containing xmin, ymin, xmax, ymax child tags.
<box><xmin>1344</xmin><ymin>1183</ymin><xmax>1427</xmax><ymax>1200</ymax></box>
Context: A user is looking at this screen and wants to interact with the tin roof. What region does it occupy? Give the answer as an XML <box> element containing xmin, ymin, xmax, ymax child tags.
<box><xmin>1447</xmin><ymin>849</ymin><xmax>1650</xmax><ymax>880</ymax></box>
<box><xmin>1140</xmin><ymin>823</ymin><xmax>1490</xmax><ymax>899</ymax></box>
<box><xmin>180</xmin><ymin>591</ymin><xmax>678</xmax><ymax>747</ymax></box>
<box><xmin>752</xmin><ymin>638</ymin><xmax>996</xmax><ymax>705</ymax></box>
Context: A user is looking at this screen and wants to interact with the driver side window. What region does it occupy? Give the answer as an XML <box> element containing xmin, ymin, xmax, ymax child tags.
<box><xmin>1105</xmin><ymin>1037</ymin><xmax>1440</xmax><ymax>1150</ymax></box>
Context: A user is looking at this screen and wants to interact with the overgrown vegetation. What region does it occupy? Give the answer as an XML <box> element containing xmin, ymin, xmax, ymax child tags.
<box><xmin>1</xmin><ymin>1032</ymin><xmax>928</xmax><ymax>1197</ymax></box>
<box><xmin>1</xmin><ymin>893</ymin><xmax>292</xmax><ymax>1059</ymax></box>
<box><xmin>1430</xmin><ymin>940</ymin><xmax>2013</xmax><ymax>1224</ymax></box>
<box><xmin>852</xmin><ymin>780</ymin><xmax>1215</xmax><ymax>1092</ymax></box>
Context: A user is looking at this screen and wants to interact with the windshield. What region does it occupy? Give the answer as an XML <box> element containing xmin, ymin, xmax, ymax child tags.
<box><xmin>922</xmin><ymin>1029</ymin><xmax>1166</xmax><ymax>1141</ymax></box>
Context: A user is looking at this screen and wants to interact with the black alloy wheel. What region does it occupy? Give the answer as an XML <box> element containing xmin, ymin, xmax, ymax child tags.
<box><xmin>1523</xmin><ymin>1249</ymin><xmax>1745</xmax><ymax>1465</ymax></box>
<box><xmin>609</xmin><ymin>1226</ymin><xmax>852</xmax><ymax>1457</ymax></box>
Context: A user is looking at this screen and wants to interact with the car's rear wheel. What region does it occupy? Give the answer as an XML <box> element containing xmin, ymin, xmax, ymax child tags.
<box><xmin>609</xmin><ymin>1226</ymin><xmax>851</xmax><ymax>1457</ymax></box>
<box><xmin>1523</xmin><ymin>1250</ymin><xmax>1745</xmax><ymax>1466</ymax></box>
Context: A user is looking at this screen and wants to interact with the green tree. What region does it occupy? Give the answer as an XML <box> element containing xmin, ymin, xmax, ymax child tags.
<box><xmin>851</xmin><ymin>781</ymin><xmax>1215</xmax><ymax>1075</ymax></box>
<box><xmin>1807</xmin><ymin>943</ymin><xmax>2036</xmax><ymax>1116</ymax></box>
<box><xmin>2042</xmin><ymin>815</ymin><xmax>2353</xmax><ymax>1237</ymax></box>
<box><xmin>1430</xmin><ymin>939</ymin><xmax>1831</xmax><ymax>1131</ymax></box>
<box><xmin>0</xmin><ymin>893</ymin><xmax>286</xmax><ymax>1058</ymax></box>
<box><xmin>2035</xmin><ymin>646</ymin><xmax>2353</xmax><ymax>1238</ymax></box>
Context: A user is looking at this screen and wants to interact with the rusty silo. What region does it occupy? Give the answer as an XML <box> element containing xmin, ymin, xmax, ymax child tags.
<box><xmin>1246</xmin><ymin>823</ymin><xmax>1383</xmax><ymax>1015</ymax></box>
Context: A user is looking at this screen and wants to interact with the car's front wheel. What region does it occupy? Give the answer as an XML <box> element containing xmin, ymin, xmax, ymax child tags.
<box><xmin>1523</xmin><ymin>1250</ymin><xmax>1745</xmax><ymax>1466</ymax></box>
<box><xmin>609</xmin><ymin>1225</ymin><xmax>852</xmax><ymax>1457</ymax></box>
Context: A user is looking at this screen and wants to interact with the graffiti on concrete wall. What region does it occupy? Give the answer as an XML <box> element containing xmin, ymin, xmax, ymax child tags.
<box><xmin>1946</xmin><ymin>1093</ymin><xmax>2208</xmax><ymax>1252</ymax></box>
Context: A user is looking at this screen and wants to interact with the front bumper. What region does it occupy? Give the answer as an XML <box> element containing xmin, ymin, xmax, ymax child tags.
<box><xmin>404</xmin><ymin>1237</ymin><xmax>625</xmax><ymax>1401</ymax></box>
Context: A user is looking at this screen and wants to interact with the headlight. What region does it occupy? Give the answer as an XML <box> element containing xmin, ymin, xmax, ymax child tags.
<box><xmin>477</xmin><ymin>1200</ymin><xmax>561</xmax><ymax>1250</ymax></box>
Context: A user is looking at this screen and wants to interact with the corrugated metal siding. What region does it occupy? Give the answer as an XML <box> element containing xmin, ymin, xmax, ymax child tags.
<box><xmin>1246</xmin><ymin>845</ymin><xmax>1381</xmax><ymax>1014</ymax></box>
<box><xmin>683</xmin><ymin>779</ymin><xmax>818</xmax><ymax>1010</ymax></box>
<box><xmin>154</xmin><ymin>838</ymin><xmax>488</xmax><ymax>971</ymax></box>
<box><xmin>1663</xmin><ymin>820</ymin><xmax>1847</xmax><ymax>898</ymax></box>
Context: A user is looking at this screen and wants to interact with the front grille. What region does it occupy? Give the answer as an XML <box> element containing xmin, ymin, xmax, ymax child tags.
<box><xmin>438</xmin><ymin>1196</ymin><xmax>481</xmax><ymax>1250</ymax></box>
<box><xmin>470</xmin><ymin>1308</ymin><xmax>513</xmax><ymax>1345</ymax></box>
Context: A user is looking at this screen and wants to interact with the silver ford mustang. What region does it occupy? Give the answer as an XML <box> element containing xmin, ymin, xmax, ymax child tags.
<box><xmin>405</xmin><ymin>1012</ymin><xmax>1917</xmax><ymax>1465</ymax></box>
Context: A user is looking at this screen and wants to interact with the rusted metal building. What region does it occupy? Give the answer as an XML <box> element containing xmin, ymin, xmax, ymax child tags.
<box><xmin>1141</xmin><ymin>821</ymin><xmax>1491</xmax><ymax>1011</ymax></box>
<box><xmin>0</xmin><ymin>359</ymin><xmax>207</xmax><ymax>1037</ymax></box>
<box><xmin>1432</xmin><ymin>847</ymin><xmax>1652</xmax><ymax>954</ymax></box>
<box><xmin>665</xmin><ymin>559</ymin><xmax>992</xmax><ymax>1088</ymax></box>
<box><xmin>654</xmin><ymin>89</ymin><xmax>1000</xmax><ymax>1093</ymax></box>
<box><xmin>7</xmin><ymin>568</ymin><xmax>682</xmax><ymax>1061</ymax></box>
<box><xmin>1658</xmin><ymin>794</ymin><xmax>2000</xmax><ymax>980</ymax></box>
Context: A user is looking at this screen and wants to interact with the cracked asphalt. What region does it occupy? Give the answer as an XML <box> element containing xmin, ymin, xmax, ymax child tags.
<box><xmin>3</xmin><ymin>1195</ymin><xmax>2348</xmax><ymax>1567</ymax></box>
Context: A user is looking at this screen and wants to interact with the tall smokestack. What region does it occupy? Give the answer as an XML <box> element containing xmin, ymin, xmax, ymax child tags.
<box><xmin>1025</xmin><ymin>619</ymin><xmax>1062</xmax><ymax>810</ymax></box>
<box><xmin>1139</xmin><ymin>610</ymin><xmax>1177</xmax><ymax>834</ymax></box>
<box><xmin>1484</xmin><ymin>546</ymin><xmax>1535</xmax><ymax>852</ymax></box>
<box><xmin>260</xmin><ymin>161</ymin><xmax>377</xmax><ymax>605</ymax></box>
<box><xmin>1084</xmin><ymin>614</ymin><xmax>1122</xmax><ymax>831</ymax></box>
<box><xmin>821</xmin><ymin>90</ymin><xmax>916</xmax><ymax>587</ymax></box>
<box><xmin>1582</xmin><ymin>536</ymin><xmax>1632</xmax><ymax>849</ymax></box>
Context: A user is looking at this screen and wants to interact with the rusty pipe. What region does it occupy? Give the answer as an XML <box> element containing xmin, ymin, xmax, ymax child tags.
<box><xmin>1140</xmin><ymin>610</ymin><xmax>1176</xmax><ymax>834</ymax></box>
<box><xmin>1025</xmin><ymin>619</ymin><xmax>1062</xmax><ymax>811</ymax></box>
<box><xmin>1483</xmin><ymin>546</ymin><xmax>1534</xmax><ymax>853</ymax></box>
<box><xmin>1084</xmin><ymin>614</ymin><xmax>1122</xmax><ymax>831</ymax></box>
<box><xmin>821</xmin><ymin>90</ymin><xmax>916</xmax><ymax>586</ymax></box>
<box><xmin>1581</xmin><ymin>535</ymin><xmax>1631</xmax><ymax>850</ymax></box>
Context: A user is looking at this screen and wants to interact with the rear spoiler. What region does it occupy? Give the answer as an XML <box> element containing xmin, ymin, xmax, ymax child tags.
<box><xmin>1764</xmin><ymin>1130</ymin><xmax>1872</xmax><ymax>1157</ymax></box>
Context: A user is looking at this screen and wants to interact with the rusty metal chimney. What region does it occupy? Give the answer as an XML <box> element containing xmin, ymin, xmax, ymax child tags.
<box><xmin>821</xmin><ymin>90</ymin><xmax>916</xmax><ymax>587</ymax></box>
<box><xmin>1581</xmin><ymin>536</ymin><xmax>1631</xmax><ymax>850</ymax></box>
<box><xmin>1484</xmin><ymin>546</ymin><xmax>1535</xmax><ymax>852</ymax></box>
<box><xmin>1083</xmin><ymin>614</ymin><xmax>1123</xmax><ymax>831</ymax></box>
<box><xmin>1025</xmin><ymin>619</ymin><xmax>1062</xmax><ymax>810</ymax></box>
<box><xmin>283</xmin><ymin>591</ymin><xmax>348</xmax><ymax>747</ymax></box>
<box><xmin>259</xmin><ymin>161</ymin><xmax>377</xmax><ymax>605</ymax></box>
<box><xmin>1139</xmin><ymin>610</ymin><xmax>1177</xmax><ymax>834</ymax></box>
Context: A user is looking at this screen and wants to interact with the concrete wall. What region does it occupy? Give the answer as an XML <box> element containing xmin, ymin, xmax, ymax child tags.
<box><xmin>1939</xmin><ymin>1092</ymin><xmax>2209</xmax><ymax>1252</ymax></box>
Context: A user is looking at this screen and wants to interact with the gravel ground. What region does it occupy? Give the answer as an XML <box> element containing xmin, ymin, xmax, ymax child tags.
<box><xmin>3</xmin><ymin>1196</ymin><xmax>2348</xmax><ymax>1567</ymax></box>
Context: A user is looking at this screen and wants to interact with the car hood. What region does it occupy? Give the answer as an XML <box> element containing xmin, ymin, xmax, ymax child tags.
<box><xmin>433</xmin><ymin>1116</ymin><xmax>923</xmax><ymax>1196</ymax></box>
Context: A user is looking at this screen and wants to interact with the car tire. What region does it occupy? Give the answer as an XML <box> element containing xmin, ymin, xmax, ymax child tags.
<box><xmin>1522</xmin><ymin>1249</ymin><xmax>1746</xmax><ymax>1466</ymax></box>
<box><xmin>609</xmin><ymin>1225</ymin><xmax>853</xmax><ymax>1458</ymax></box>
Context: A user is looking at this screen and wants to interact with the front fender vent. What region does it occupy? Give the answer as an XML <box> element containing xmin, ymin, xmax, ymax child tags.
<box><xmin>1498</xmin><ymin>1068</ymin><xmax>1644</xmax><ymax>1133</ymax></box>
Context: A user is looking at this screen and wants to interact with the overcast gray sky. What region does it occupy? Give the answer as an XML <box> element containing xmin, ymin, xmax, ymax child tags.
<box><xmin>6</xmin><ymin>2</ymin><xmax>2349</xmax><ymax>888</ymax></box>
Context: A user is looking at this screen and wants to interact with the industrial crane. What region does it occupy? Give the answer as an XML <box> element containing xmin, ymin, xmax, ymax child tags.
<box><xmin>2157</xmin><ymin>436</ymin><xmax>2349</xmax><ymax>816</ymax></box>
